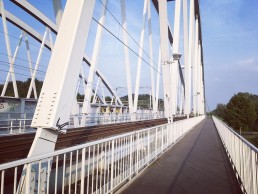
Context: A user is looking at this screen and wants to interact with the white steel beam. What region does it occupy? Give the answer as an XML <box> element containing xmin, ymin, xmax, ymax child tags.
<box><xmin>183</xmin><ymin>0</ymin><xmax>191</xmax><ymax>117</ymax></box>
<box><xmin>188</xmin><ymin>0</ymin><xmax>195</xmax><ymax>116</ymax></box>
<box><xmin>52</xmin><ymin>0</ymin><xmax>63</xmax><ymax>29</ymax></box>
<box><xmin>147</xmin><ymin>0</ymin><xmax>156</xmax><ymax>112</ymax></box>
<box><xmin>26</xmin><ymin>27</ymin><xmax>49</xmax><ymax>98</ymax></box>
<box><xmin>1</xmin><ymin>33</ymin><xmax>22</xmax><ymax>97</ymax></box>
<box><xmin>101</xmin><ymin>80</ymin><xmax>106</xmax><ymax>104</ymax></box>
<box><xmin>171</xmin><ymin>0</ymin><xmax>182</xmax><ymax>116</ymax></box>
<box><xmin>133</xmin><ymin>0</ymin><xmax>148</xmax><ymax>112</ymax></box>
<box><xmin>197</xmin><ymin>43</ymin><xmax>201</xmax><ymax>115</ymax></box>
<box><xmin>0</xmin><ymin>0</ymin><xmax>19</xmax><ymax>97</ymax></box>
<box><xmin>29</xmin><ymin>0</ymin><xmax>96</xmax><ymax>157</ymax></box>
<box><xmin>0</xmin><ymin>9</ymin><xmax>52</xmax><ymax>49</ymax></box>
<box><xmin>82</xmin><ymin>0</ymin><xmax>108</xmax><ymax>116</ymax></box>
<box><xmin>193</xmin><ymin>18</ymin><xmax>199</xmax><ymax>115</ymax></box>
<box><xmin>158</xmin><ymin>0</ymin><xmax>172</xmax><ymax>121</ymax></box>
<box><xmin>93</xmin><ymin>77</ymin><xmax>100</xmax><ymax>104</ymax></box>
<box><xmin>23</xmin><ymin>32</ymin><xmax>38</xmax><ymax>98</ymax></box>
<box><xmin>154</xmin><ymin>48</ymin><xmax>161</xmax><ymax>112</ymax></box>
<box><xmin>120</xmin><ymin>0</ymin><xmax>133</xmax><ymax>113</ymax></box>
<box><xmin>0</xmin><ymin>8</ymin><xmax>122</xmax><ymax>104</ymax></box>
<box><xmin>11</xmin><ymin>0</ymin><xmax>58</xmax><ymax>32</ymax></box>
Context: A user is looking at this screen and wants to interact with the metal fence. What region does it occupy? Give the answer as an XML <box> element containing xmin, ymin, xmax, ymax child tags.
<box><xmin>0</xmin><ymin>116</ymin><xmax>204</xmax><ymax>194</ymax></box>
<box><xmin>0</xmin><ymin>113</ymin><xmax>165</xmax><ymax>135</ymax></box>
<box><xmin>213</xmin><ymin>116</ymin><xmax>258</xmax><ymax>194</ymax></box>
<box><xmin>71</xmin><ymin>112</ymin><xmax>165</xmax><ymax>127</ymax></box>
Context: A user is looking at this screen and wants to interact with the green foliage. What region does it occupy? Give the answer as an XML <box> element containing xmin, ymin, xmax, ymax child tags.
<box><xmin>213</xmin><ymin>103</ymin><xmax>226</xmax><ymax>120</ymax></box>
<box><xmin>224</xmin><ymin>93</ymin><xmax>256</xmax><ymax>131</ymax></box>
<box><xmin>120</xmin><ymin>94</ymin><xmax>164</xmax><ymax>110</ymax></box>
<box><xmin>213</xmin><ymin>92</ymin><xmax>258</xmax><ymax>131</ymax></box>
<box><xmin>0</xmin><ymin>79</ymin><xmax>43</xmax><ymax>98</ymax></box>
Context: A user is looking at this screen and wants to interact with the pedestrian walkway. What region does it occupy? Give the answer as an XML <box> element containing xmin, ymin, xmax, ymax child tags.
<box><xmin>118</xmin><ymin>118</ymin><xmax>242</xmax><ymax>194</ymax></box>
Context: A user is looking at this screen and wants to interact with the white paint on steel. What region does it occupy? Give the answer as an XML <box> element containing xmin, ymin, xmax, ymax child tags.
<box><xmin>0</xmin><ymin>0</ymin><xmax>19</xmax><ymax>97</ymax></box>
<box><xmin>188</xmin><ymin>0</ymin><xmax>195</xmax><ymax>116</ymax></box>
<box><xmin>0</xmin><ymin>116</ymin><xmax>205</xmax><ymax>193</ymax></box>
<box><xmin>134</xmin><ymin>0</ymin><xmax>148</xmax><ymax>113</ymax></box>
<box><xmin>213</xmin><ymin>116</ymin><xmax>258</xmax><ymax>194</ymax></box>
<box><xmin>147</xmin><ymin>0</ymin><xmax>156</xmax><ymax>112</ymax></box>
<box><xmin>158</xmin><ymin>0</ymin><xmax>172</xmax><ymax>121</ymax></box>
<box><xmin>82</xmin><ymin>0</ymin><xmax>108</xmax><ymax>115</ymax></box>
<box><xmin>120</xmin><ymin>0</ymin><xmax>133</xmax><ymax>113</ymax></box>
<box><xmin>31</xmin><ymin>0</ymin><xmax>96</xmax><ymax>129</ymax></box>
<box><xmin>193</xmin><ymin>18</ymin><xmax>199</xmax><ymax>115</ymax></box>
<box><xmin>26</xmin><ymin>27</ymin><xmax>49</xmax><ymax>98</ymax></box>
<box><xmin>171</xmin><ymin>0</ymin><xmax>182</xmax><ymax>115</ymax></box>
<box><xmin>23</xmin><ymin>32</ymin><xmax>38</xmax><ymax>98</ymax></box>
<box><xmin>154</xmin><ymin>48</ymin><xmax>161</xmax><ymax>113</ymax></box>
<box><xmin>52</xmin><ymin>0</ymin><xmax>63</xmax><ymax>29</ymax></box>
<box><xmin>183</xmin><ymin>0</ymin><xmax>190</xmax><ymax>117</ymax></box>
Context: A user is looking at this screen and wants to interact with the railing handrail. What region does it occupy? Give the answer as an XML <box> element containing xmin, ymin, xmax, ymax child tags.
<box><xmin>0</xmin><ymin>116</ymin><xmax>197</xmax><ymax>171</ymax></box>
<box><xmin>0</xmin><ymin>118</ymin><xmax>32</xmax><ymax>122</ymax></box>
<box><xmin>212</xmin><ymin>116</ymin><xmax>258</xmax><ymax>153</ymax></box>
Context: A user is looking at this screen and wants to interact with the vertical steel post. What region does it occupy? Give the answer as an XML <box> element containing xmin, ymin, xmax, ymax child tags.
<box><xmin>184</xmin><ymin>0</ymin><xmax>191</xmax><ymax>118</ymax></box>
<box><xmin>154</xmin><ymin>48</ymin><xmax>161</xmax><ymax>113</ymax></box>
<box><xmin>52</xmin><ymin>0</ymin><xmax>63</xmax><ymax>28</ymax></box>
<box><xmin>27</xmin><ymin>27</ymin><xmax>49</xmax><ymax>98</ymax></box>
<box><xmin>147</xmin><ymin>0</ymin><xmax>156</xmax><ymax>112</ymax></box>
<box><xmin>158</xmin><ymin>0</ymin><xmax>172</xmax><ymax>121</ymax></box>
<box><xmin>171</xmin><ymin>0</ymin><xmax>182</xmax><ymax>116</ymax></box>
<box><xmin>134</xmin><ymin>0</ymin><xmax>148</xmax><ymax>112</ymax></box>
<box><xmin>193</xmin><ymin>18</ymin><xmax>199</xmax><ymax>115</ymax></box>
<box><xmin>120</xmin><ymin>0</ymin><xmax>134</xmax><ymax>113</ymax></box>
<box><xmin>0</xmin><ymin>0</ymin><xmax>19</xmax><ymax>97</ymax></box>
<box><xmin>188</xmin><ymin>0</ymin><xmax>195</xmax><ymax>116</ymax></box>
<box><xmin>82</xmin><ymin>0</ymin><xmax>108</xmax><ymax>116</ymax></box>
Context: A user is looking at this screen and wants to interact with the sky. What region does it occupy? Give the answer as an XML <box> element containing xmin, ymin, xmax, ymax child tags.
<box><xmin>1</xmin><ymin>0</ymin><xmax>258</xmax><ymax>111</ymax></box>
<box><xmin>200</xmin><ymin>0</ymin><xmax>258</xmax><ymax>110</ymax></box>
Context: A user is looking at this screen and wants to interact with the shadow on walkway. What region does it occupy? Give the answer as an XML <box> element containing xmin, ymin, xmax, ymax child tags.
<box><xmin>118</xmin><ymin>118</ymin><xmax>242</xmax><ymax>194</ymax></box>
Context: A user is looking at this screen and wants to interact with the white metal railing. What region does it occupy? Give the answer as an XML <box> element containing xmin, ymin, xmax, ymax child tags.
<box><xmin>213</xmin><ymin>116</ymin><xmax>258</xmax><ymax>194</ymax></box>
<box><xmin>0</xmin><ymin>116</ymin><xmax>204</xmax><ymax>194</ymax></box>
<box><xmin>71</xmin><ymin>112</ymin><xmax>165</xmax><ymax>127</ymax></box>
<box><xmin>0</xmin><ymin>113</ymin><xmax>165</xmax><ymax>136</ymax></box>
<box><xmin>0</xmin><ymin>118</ymin><xmax>34</xmax><ymax>135</ymax></box>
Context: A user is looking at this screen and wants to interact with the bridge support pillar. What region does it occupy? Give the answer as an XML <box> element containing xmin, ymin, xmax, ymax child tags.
<box><xmin>18</xmin><ymin>0</ymin><xmax>96</xmax><ymax>193</ymax></box>
<box><xmin>158</xmin><ymin>0</ymin><xmax>172</xmax><ymax>122</ymax></box>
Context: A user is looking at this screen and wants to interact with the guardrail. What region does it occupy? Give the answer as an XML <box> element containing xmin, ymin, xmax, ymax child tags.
<box><xmin>71</xmin><ymin>113</ymin><xmax>165</xmax><ymax>127</ymax></box>
<box><xmin>212</xmin><ymin>116</ymin><xmax>258</xmax><ymax>194</ymax></box>
<box><xmin>0</xmin><ymin>118</ymin><xmax>34</xmax><ymax>134</ymax></box>
<box><xmin>0</xmin><ymin>116</ymin><xmax>204</xmax><ymax>194</ymax></box>
<box><xmin>0</xmin><ymin>113</ymin><xmax>165</xmax><ymax>135</ymax></box>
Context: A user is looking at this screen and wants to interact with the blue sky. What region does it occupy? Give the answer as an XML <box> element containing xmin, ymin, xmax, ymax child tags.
<box><xmin>200</xmin><ymin>0</ymin><xmax>258</xmax><ymax>110</ymax></box>
<box><xmin>1</xmin><ymin>0</ymin><xmax>258</xmax><ymax>111</ymax></box>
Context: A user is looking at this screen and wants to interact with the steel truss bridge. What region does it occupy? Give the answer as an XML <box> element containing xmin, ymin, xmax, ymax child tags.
<box><xmin>0</xmin><ymin>0</ymin><xmax>255</xmax><ymax>194</ymax></box>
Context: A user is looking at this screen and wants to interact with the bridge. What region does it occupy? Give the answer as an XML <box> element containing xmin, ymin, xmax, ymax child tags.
<box><xmin>0</xmin><ymin>0</ymin><xmax>256</xmax><ymax>193</ymax></box>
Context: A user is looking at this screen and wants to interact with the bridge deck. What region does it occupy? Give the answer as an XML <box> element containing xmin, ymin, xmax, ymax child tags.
<box><xmin>118</xmin><ymin>118</ymin><xmax>242</xmax><ymax>194</ymax></box>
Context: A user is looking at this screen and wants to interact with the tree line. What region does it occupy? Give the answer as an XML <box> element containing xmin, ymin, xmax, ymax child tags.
<box><xmin>0</xmin><ymin>79</ymin><xmax>164</xmax><ymax>110</ymax></box>
<box><xmin>212</xmin><ymin>92</ymin><xmax>258</xmax><ymax>131</ymax></box>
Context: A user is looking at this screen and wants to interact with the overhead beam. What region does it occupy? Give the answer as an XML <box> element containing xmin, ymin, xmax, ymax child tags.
<box><xmin>151</xmin><ymin>0</ymin><xmax>174</xmax><ymax>44</ymax></box>
<box><xmin>1</xmin><ymin>1</ymin><xmax>122</xmax><ymax>105</ymax></box>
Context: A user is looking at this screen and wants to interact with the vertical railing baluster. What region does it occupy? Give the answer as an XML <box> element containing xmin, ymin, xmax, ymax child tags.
<box><xmin>37</xmin><ymin>161</ymin><xmax>41</xmax><ymax>194</ymax></box>
<box><xmin>55</xmin><ymin>156</ymin><xmax>59</xmax><ymax>194</ymax></box>
<box><xmin>13</xmin><ymin>167</ymin><xmax>17</xmax><ymax>194</ymax></box>
<box><xmin>1</xmin><ymin>170</ymin><xmax>4</xmax><ymax>194</ymax></box>
<box><xmin>68</xmin><ymin>152</ymin><xmax>73</xmax><ymax>194</ymax></box>
<box><xmin>87</xmin><ymin>147</ymin><xmax>90</xmax><ymax>194</ymax></box>
<box><xmin>75</xmin><ymin>150</ymin><xmax>79</xmax><ymax>194</ymax></box>
<box><xmin>62</xmin><ymin>154</ymin><xmax>66</xmax><ymax>194</ymax></box>
<box><xmin>46</xmin><ymin>158</ymin><xmax>51</xmax><ymax>194</ymax></box>
<box><xmin>110</xmin><ymin>139</ymin><xmax>115</xmax><ymax>193</ymax></box>
<box><xmin>80</xmin><ymin>148</ymin><xmax>86</xmax><ymax>194</ymax></box>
